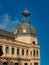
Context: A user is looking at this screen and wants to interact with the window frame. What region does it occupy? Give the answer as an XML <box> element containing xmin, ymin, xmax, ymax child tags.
<box><xmin>30</xmin><ymin>51</ymin><xmax>32</xmax><ymax>56</ymax></box>
<box><xmin>26</xmin><ymin>50</ymin><xmax>28</xmax><ymax>56</ymax></box>
<box><xmin>12</xmin><ymin>48</ymin><xmax>14</xmax><ymax>54</ymax></box>
<box><xmin>34</xmin><ymin>62</ymin><xmax>38</xmax><ymax>65</ymax></box>
<box><xmin>36</xmin><ymin>50</ymin><xmax>38</xmax><ymax>57</ymax></box>
<box><xmin>17</xmin><ymin>48</ymin><xmax>20</xmax><ymax>55</ymax></box>
<box><xmin>33</xmin><ymin>50</ymin><xmax>35</xmax><ymax>56</ymax></box>
<box><xmin>22</xmin><ymin>49</ymin><xmax>24</xmax><ymax>55</ymax></box>
<box><xmin>6</xmin><ymin>47</ymin><xmax>9</xmax><ymax>54</ymax></box>
<box><xmin>33</xmin><ymin>41</ymin><xmax>35</xmax><ymax>44</ymax></box>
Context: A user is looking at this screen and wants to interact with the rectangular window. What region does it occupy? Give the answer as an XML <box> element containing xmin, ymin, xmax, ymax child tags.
<box><xmin>24</xmin><ymin>63</ymin><xmax>28</xmax><ymax>65</ymax></box>
<box><xmin>15</xmin><ymin>63</ymin><xmax>18</xmax><ymax>65</ymax></box>
<box><xmin>30</xmin><ymin>51</ymin><xmax>32</xmax><ymax>56</ymax></box>
<box><xmin>34</xmin><ymin>62</ymin><xmax>38</xmax><ymax>65</ymax></box>
<box><xmin>3</xmin><ymin>62</ymin><xmax>7</xmax><ymax>65</ymax></box>
<box><xmin>30</xmin><ymin>63</ymin><xmax>32</xmax><ymax>65</ymax></box>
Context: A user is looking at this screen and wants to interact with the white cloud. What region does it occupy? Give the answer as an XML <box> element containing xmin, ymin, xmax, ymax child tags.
<box><xmin>0</xmin><ymin>13</ymin><xmax>21</xmax><ymax>32</ymax></box>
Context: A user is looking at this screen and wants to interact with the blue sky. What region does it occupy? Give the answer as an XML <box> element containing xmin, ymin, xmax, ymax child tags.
<box><xmin>0</xmin><ymin>0</ymin><xmax>49</xmax><ymax>65</ymax></box>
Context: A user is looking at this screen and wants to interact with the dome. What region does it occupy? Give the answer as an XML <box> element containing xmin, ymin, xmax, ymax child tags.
<box><xmin>15</xmin><ymin>21</ymin><xmax>37</xmax><ymax>37</ymax></box>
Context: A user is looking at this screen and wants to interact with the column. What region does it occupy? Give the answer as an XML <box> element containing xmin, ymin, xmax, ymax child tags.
<box><xmin>15</xmin><ymin>47</ymin><xmax>17</xmax><ymax>57</ymax></box>
<box><xmin>20</xmin><ymin>48</ymin><xmax>22</xmax><ymax>57</ymax></box>
<box><xmin>9</xmin><ymin>46</ymin><xmax>11</xmax><ymax>57</ymax></box>
<box><xmin>3</xmin><ymin>45</ymin><xmax>6</xmax><ymax>56</ymax></box>
<box><xmin>25</xmin><ymin>49</ymin><xmax>26</xmax><ymax>58</ymax></box>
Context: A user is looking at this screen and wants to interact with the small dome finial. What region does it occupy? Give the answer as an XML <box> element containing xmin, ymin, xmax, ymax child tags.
<box><xmin>22</xmin><ymin>9</ymin><xmax>30</xmax><ymax>17</ymax></box>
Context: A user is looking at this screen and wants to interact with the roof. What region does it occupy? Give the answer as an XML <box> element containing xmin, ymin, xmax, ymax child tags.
<box><xmin>15</xmin><ymin>21</ymin><xmax>37</xmax><ymax>37</ymax></box>
<box><xmin>0</xmin><ymin>21</ymin><xmax>37</xmax><ymax>38</ymax></box>
<box><xmin>0</xmin><ymin>29</ymin><xmax>15</xmax><ymax>39</ymax></box>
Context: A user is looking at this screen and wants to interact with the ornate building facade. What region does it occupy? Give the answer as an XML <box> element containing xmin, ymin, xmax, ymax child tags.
<box><xmin>0</xmin><ymin>9</ymin><xmax>40</xmax><ymax>65</ymax></box>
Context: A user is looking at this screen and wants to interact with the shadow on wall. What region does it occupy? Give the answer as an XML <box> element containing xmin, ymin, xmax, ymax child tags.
<box><xmin>0</xmin><ymin>47</ymin><xmax>3</xmax><ymax>56</ymax></box>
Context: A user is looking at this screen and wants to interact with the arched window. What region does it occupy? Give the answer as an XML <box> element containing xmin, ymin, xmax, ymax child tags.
<box><xmin>17</xmin><ymin>48</ymin><xmax>19</xmax><ymax>55</ymax></box>
<box><xmin>33</xmin><ymin>50</ymin><xmax>35</xmax><ymax>56</ymax></box>
<box><xmin>26</xmin><ymin>50</ymin><xmax>28</xmax><ymax>56</ymax></box>
<box><xmin>6</xmin><ymin>47</ymin><xmax>9</xmax><ymax>54</ymax></box>
<box><xmin>33</xmin><ymin>41</ymin><xmax>35</xmax><ymax>44</ymax></box>
<box><xmin>30</xmin><ymin>51</ymin><xmax>32</xmax><ymax>56</ymax></box>
<box><xmin>12</xmin><ymin>48</ymin><xmax>14</xmax><ymax>54</ymax></box>
<box><xmin>22</xmin><ymin>49</ymin><xmax>24</xmax><ymax>55</ymax></box>
<box><xmin>30</xmin><ymin>63</ymin><xmax>32</xmax><ymax>65</ymax></box>
<box><xmin>37</xmin><ymin>50</ymin><xmax>38</xmax><ymax>56</ymax></box>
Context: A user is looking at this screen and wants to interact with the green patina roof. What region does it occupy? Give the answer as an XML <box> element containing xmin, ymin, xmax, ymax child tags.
<box><xmin>16</xmin><ymin>21</ymin><xmax>37</xmax><ymax>37</ymax></box>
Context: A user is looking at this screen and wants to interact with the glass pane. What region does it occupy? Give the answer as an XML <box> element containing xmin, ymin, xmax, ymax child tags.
<box><xmin>34</xmin><ymin>62</ymin><xmax>38</xmax><ymax>65</ymax></box>
<box><xmin>33</xmin><ymin>50</ymin><xmax>35</xmax><ymax>56</ymax></box>
<box><xmin>26</xmin><ymin>50</ymin><xmax>28</xmax><ymax>56</ymax></box>
<box><xmin>3</xmin><ymin>62</ymin><xmax>7</xmax><ymax>65</ymax></box>
<box><xmin>25</xmin><ymin>63</ymin><xmax>28</xmax><ymax>65</ymax></box>
<box><xmin>30</xmin><ymin>51</ymin><xmax>32</xmax><ymax>56</ymax></box>
<box><xmin>12</xmin><ymin>48</ymin><xmax>14</xmax><ymax>54</ymax></box>
<box><xmin>17</xmin><ymin>49</ymin><xmax>19</xmax><ymax>55</ymax></box>
<box><xmin>22</xmin><ymin>49</ymin><xmax>24</xmax><ymax>55</ymax></box>
<box><xmin>6</xmin><ymin>47</ymin><xmax>9</xmax><ymax>54</ymax></box>
<box><xmin>37</xmin><ymin>50</ymin><xmax>38</xmax><ymax>56</ymax></box>
<box><xmin>15</xmin><ymin>63</ymin><xmax>18</xmax><ymax>65</ymax></box>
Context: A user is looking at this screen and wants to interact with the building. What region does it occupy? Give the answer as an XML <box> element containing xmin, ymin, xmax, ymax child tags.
<box><xmin>0</xmin><ymin>9</ymin><xmax>40</xmax><ymax>65</ymax></box>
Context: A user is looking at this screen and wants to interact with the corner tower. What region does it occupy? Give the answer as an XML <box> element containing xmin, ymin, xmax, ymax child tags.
<box><xmin>13</xmin><ymin>9</ymin><xmax>40</xmax><ymax>65</ymax></box>
<box><xmin>14</xmin><ymin>9</ymin><xmax>38</xmax><ymax>44</ymax></box>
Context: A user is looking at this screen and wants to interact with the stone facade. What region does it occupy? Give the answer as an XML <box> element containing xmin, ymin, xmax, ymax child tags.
<box><xmin>0</xmin><ymin>32</ymin><xmax>40</xmax><ymax>65</ymax></box>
